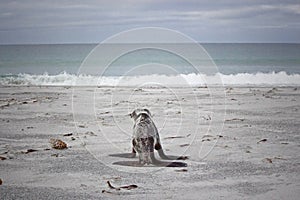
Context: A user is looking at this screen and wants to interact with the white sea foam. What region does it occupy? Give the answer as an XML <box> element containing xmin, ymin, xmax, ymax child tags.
<box><xmin>0</xmin><ymin>71</ymin><xmax>299</xmax><ymax>86</ymax></box>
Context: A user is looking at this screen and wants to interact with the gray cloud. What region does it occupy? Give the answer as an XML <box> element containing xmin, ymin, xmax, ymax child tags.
<box><xmin>0</xmin><ymin>0</ymin><xmax>299</xmax><ymax>43</ymax></box>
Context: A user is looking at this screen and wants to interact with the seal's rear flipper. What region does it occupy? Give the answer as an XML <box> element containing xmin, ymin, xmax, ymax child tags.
<box><xmin>150</xmin><ymin>152</ymin><xmax>187</xmax><ymax>167</ymax></box>
<box><xmin>156</xmin><ymin>149</ymin><xmax>189</xmax><ymax>160</ymax></box>
<box><xmin>152</xmin><ymin>160</ymin><xmax>187</xmax><ymax>167</ymax></box>
<box><xmin>112</xmin><ymin>160</ymin><xmax>187</xmax><ymax>167</ymax></box>
<box><xmin>164</xmin><ymin>161</ymin><xmax>187</xmax><ymax>167</ymax></box>
<box><xmin>161</xmin><ymin>155</ymin><xmax>189</xmax><ymax>160</ymax></box>
<box><xmin>112</xmin><ymin>161</ymin><xmax>145</xmax><ymax>167</ymax></box>
<box><xmin>155</xmin><ymin>143</ymin><xmax>189</xmax><ymax>160</ymax></box>
<box><xmin>176</xmin><ymin>156</ymin><xmax>189</xmax><ymax>160</ymax></box>
<box><xmin>109</xmin><ymin>153</ymin><xmax>136</xmax><ymax>158</ymax></box>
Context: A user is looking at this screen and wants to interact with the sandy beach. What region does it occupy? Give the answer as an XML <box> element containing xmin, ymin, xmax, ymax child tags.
<box><xmin>0</xmin><ymin>85</ymin><xmax>299</xmax><ymax>199</ymax></box>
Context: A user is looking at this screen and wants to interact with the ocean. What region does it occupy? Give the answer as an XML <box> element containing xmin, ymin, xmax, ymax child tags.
<box><xmin>0</xmin><ymin>43</ymin><xmax>299</xmax><ymax>86</ymax></box>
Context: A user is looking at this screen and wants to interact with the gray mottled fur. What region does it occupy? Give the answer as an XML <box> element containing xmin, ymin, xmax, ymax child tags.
<box><xmin>130</xmin><ymin>109</ymin><xmax>187</xmax><ymax>167</ymax></box>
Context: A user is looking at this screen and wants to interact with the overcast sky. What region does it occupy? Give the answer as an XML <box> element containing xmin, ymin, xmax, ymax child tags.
<box><xmin>0</xmin><ymin>0</ymin><xmax>299</xmax><ymax>44</ymax></box>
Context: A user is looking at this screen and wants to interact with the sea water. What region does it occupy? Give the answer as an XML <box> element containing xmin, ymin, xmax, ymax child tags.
<box><xmin>0</xmin><ymin>43</ymin><xmax>299</xmax><ymax>86</ymax></box>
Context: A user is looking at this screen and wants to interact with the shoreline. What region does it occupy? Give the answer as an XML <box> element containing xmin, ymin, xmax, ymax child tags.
<box><xmin>1</xmin><ymin>84</ymin><xmax>299</xmax><ymax>88</ymax></box>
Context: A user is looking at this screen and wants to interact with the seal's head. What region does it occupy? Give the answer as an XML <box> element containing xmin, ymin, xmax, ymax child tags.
<box><xmin>129</xmin><ymin>108</ymin><xmax>152</xmax><ymax>121</ymax></box>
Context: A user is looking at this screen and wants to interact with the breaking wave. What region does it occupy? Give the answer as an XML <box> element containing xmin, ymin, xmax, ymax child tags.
<box><xmin>0</xmin><ymin>71</ymin><xmax>299</xmax><ymax>86</ymax></box>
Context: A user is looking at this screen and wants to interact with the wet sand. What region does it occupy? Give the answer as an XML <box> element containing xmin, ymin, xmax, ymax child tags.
<box><xmin>0</xmin><ymin>85</ymin><xmax>299</xmax><ymax>199</ymax></box>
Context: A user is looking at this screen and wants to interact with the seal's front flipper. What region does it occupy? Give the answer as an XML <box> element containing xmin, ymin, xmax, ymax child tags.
<box><xmin>109</xmin><ymin>153</ymin><xmax>136</xmax><ymax>158</ymax></box>
<box><xmin>112</xmin><ymin>161</ymin><xmax>145</xmax><ymax>167</ymax></box>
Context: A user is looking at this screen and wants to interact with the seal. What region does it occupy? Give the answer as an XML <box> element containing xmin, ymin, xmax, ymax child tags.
<box><xmin>129</xmin><ymin>108</ymin><xmax>187</xmax><ymax>167</ymax></box>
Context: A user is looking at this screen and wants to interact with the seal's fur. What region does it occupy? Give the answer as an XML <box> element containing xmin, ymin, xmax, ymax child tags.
<box><xmin>130</xmin><ymin>109</ymin><xmax>187</xmax><ymax>167</ymax></box>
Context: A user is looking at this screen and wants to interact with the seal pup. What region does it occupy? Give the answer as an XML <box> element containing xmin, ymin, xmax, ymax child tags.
<box><xmin>131</xmin><ymin>109</ymin><xmax>187</xmax><ymax>159</ymax></box>
<box><xmin>112</xmin><ymin>109</ymin><xmax>187</xmax><ymax>167</ymax></box>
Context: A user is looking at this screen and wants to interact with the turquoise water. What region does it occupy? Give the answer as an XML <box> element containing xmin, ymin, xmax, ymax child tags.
<box><xmin>0</xmin><ymin>44</ymin><xmax>93</xmax><ymax>75</ymax></box>
<box><xmin>0</xmin><ymin>43</ymin><xmax>299</xmax><ymax>86</ymax></box>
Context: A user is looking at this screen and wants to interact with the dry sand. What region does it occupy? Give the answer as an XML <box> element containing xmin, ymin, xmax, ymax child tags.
<box><xmin>0</xmin><ymin>85</ymin><xmax>299</xmax><ymax>199</ymax></box>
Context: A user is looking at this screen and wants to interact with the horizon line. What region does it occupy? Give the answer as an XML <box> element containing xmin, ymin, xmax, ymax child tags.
<box><xmin>0</xmin><ymin>41</ymin><xmax>300</xmax><ymax>45</ymax></box>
